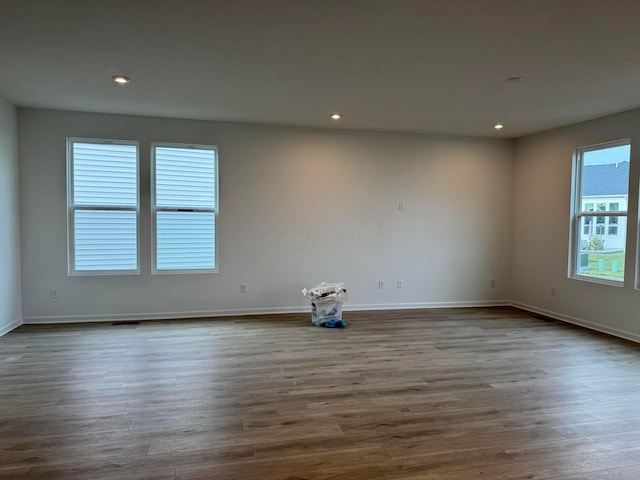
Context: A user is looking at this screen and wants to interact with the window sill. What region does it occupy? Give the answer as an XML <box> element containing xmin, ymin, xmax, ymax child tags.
<box><xmin>152</xmin><ymin>269</ymin><xmax>218</xmax><ymax>275</ymax></box>
<box><xmin>570</xmin><ymin>274</ymin><xmax>624</xmax><ymax>287</ymax></box>
<box><xmin>69</xmin><ymin>270</ymin><xmax>141</xmax><ymax>277</ymax></box>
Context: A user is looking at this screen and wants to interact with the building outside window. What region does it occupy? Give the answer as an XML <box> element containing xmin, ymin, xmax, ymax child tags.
<box><xmin>571</xmin><ymin>140</ymin><xmax>630</xmax><ymax>283</ymax></box>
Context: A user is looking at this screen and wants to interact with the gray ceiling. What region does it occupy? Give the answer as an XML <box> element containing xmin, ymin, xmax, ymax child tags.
<box><xmin>2</xmin><ymin>0</ymin><xmax>640</xmax><ymax>138</ymax></box>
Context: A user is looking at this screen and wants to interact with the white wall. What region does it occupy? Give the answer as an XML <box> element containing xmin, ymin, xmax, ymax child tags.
<box><xmin>0</xmin><ymin>98</ymin><xmax>21</xmax><ymax>334</ymax></box>
<box><xmin>512</xmin><ymin>109</ymin><xmax>640</xmax><ymax>341</ymax></box>
<box><xmin>18</xmin><ymin>108</ymin><xmax>514</xmax><ymax>323</ymax></box>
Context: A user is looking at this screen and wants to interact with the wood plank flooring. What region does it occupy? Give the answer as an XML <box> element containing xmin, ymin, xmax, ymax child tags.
<box><xmin>2</xmin><ymin>307</ymin><xmax>640</xmax><ymax>479</ymax></box>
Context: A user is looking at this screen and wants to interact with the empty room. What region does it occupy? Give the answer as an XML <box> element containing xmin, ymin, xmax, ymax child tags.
<box><xmin>3</xmin><ymin>1</ymin><xmax>640</xmax><ymax>479</ymax></box>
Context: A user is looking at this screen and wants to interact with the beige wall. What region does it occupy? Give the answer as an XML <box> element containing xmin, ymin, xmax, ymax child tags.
<box><xmin>13</xmin><ymin>104</ymin><xmax>640</xmax><ymax>340</ymax></box>
<box><xmin>18</xmin><ymin>108</ymin><xmax>514</xmax><ymax>322</ymax></box>
<box><xmin>0</xmin><ymin>98</ymin><xmax>21</xmax><ymax>334</ymax></box>
<box><xmin>512</xmin><ymin>109</ymin><xmax>640</xmax><ymax>341</ymax></box>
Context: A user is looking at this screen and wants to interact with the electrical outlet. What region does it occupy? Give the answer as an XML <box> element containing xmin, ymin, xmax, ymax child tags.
<box><xmin>490</xmin><ymin>279</ymin><xmax>495</xmax><ymax>288</ymax></box>
<box><xmin>397</xmin><ymin>280</ymin><xmax>403</xmax><ymax>288</ymax></box>
<box><xmin>398</xmin><ymin>201</ymin><xmax>405</xmax><ymax>211</ymax></box>
<box><xmin>50</xmin><ymin>288</ymin><xmax>58</xmax><ymax>299</ymax></box>
<box><xmin>241</xmin><ymin>283</ymin><xmax>247</xmax><ymax>293</ymax></box>
<box><xmin>378</xmin><ymin>280</ymin><xmax>385</xmax><ymax>289</ymax></box>
<box><xmin>550</xmin><ymin>287</ymin><xmax>556</xmax><ymax>297</ymax></box>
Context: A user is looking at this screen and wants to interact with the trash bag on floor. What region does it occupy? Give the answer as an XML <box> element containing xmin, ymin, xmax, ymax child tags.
<box><xmin>302</xmin><ymin>282</ymin><xmax>348</xmax><ymax>327</ymax></box>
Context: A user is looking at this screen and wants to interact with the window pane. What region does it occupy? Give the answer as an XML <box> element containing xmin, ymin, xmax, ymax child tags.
<box><xmin>574</xmin><ymin>141</ymin><xmax>630</xmax><ymax>282</ymax></box>
<box><xmin>578</xmin><ymin>215</ymin><xmax>626</xmax><ymax>282</ymax></box>
<box><xmin>155</xmin><ymin>147</ymin><xmax>216</xmax><ymax>208</ymax></box>
<box><xmin>156</xmin><ymin>211</ymin><xmax>215</xmax><ymax>270</ymax></box>
<box><xmin>74</xmin><ymin>210</ymin><xmax>137</xmax><ymax>271</ymax></box>
<box><xmin>581</xmin><ymin>145</ymin><xmax>629</xmax><ymax>211</ymax></box>
<box><xmin>73</xmin><ymin>142</ymin><xmax>137</xmax><ymax>206</ymax></box>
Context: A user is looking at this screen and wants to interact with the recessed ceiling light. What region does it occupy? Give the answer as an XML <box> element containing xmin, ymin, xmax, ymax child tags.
<box><xmin>494</xmin><ymin>123</ymin><xmax>504</xmax><ymax>130</ymax></box>
<box><xmin>331</xmin><ymin>113</ymin><xmax>341</xmax><ymax>120</ymax></box>
<box><xmin>505</xmin><ymin>76</ymin><xmax>524</xmax><ymax>83</ymax></box>
<box><xmin>112</xmin><ymin>75</ymin><xmax>130</xmax><ymax>84</ymax></box>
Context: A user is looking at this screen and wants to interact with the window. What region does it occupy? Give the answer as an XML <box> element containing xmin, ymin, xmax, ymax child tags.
<box><xmin>67</xmin><ymin>138</ymin><xmax>139</xmax><ymax>274</ymax></box>
<box><xmin>152</xmin><ymin>143</ymin><xmax>218</xmax><ymax>272</ymax></box>
<box><xmin>571</xmin><ymin>140</ymin><xmax>630</xmax><ymax>283</ymax></box>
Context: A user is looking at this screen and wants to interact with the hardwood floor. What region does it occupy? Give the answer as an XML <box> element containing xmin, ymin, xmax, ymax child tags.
<box><xmin>2</xmin><ymin>307</ymin><xmax>640</xmax><ymax>479</ymax></box>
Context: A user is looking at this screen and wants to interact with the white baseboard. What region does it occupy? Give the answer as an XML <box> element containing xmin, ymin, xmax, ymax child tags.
<box><xmin>0</xmin><ymin>318</ymin><xmax>23</xmax><ymax>337</ymax></box>
<box><xmin>21</xmin><ymin>300</ymin><xmax>510</xmax><ymax>325</ymax></box>
<box><xmin>18</xmin><ymin>301</ymin><xmax>640</xmax><ymax>346</ymax></box>
<box><xmin>345</xmin><ymin>300</ymin><xmax>510</xmax><ymax>311</ymax></box>
<box><xmin>22</xmin><ymin>306</ymin><xmax>306</xmax><ymax>324</ymax></box>
<box><xmin>510</xmin><ymin>301</ymin><xmax>640</xmax><ymax>344</ymax></box>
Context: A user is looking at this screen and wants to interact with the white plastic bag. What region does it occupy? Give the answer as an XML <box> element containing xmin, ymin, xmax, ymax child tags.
<box><xmin>302</xmin><ymin>282</ymin><xmax>348</xmax><ymax>326</ymax></box>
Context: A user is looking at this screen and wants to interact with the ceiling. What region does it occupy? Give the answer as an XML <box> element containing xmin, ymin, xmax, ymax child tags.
<box><xmin>2</xmin><ymin>0</ymin><xmax>640</xmax><ymax>138</ymax></box>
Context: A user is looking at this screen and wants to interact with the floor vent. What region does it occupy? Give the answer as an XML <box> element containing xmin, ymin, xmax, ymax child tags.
<box><xmin>111</xmin><ymin>321</ymin><xmax>140</xmax><ymax>326</ymax></box>
<box><xmin>536</xmin><ymin>315</ymin><xmax>555</xmax><ymax>322</ymax></box>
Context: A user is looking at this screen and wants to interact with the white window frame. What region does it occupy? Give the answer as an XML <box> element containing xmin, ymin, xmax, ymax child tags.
<box><xmin>151</xmin><ymin>142</ymin><xmax>219</xmax><ymax>274</ymax></box>
<box><xmin>67</xmin><ymin>137</ymin><xmax>140</xmax><ymax>276</ymax></box>
<box><xmin>569</xmin><ymin>139</ymin><xmax>629</xmax><ymax>286</ymax></box>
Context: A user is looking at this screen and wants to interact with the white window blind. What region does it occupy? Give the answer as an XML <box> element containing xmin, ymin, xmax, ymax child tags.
<box><xmin>68</xmin><ymin>139</ymin><xmax>139</xmax><ymax>274</ymax></box>
<box><xmin>153</xmin><ymin>144</ymin><xmax>218</xmax><ymax>272</ymax></box>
